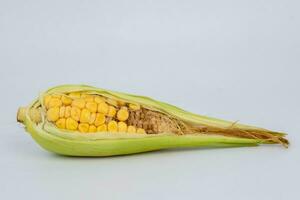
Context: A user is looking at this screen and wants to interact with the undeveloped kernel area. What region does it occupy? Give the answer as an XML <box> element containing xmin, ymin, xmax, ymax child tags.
<box><xmin>128</xmin><ymin>109</ymin><xmax>183</xmax><ymax>134</ymax></box>
<box><xmin>44</xmin><ymin>92</ymin><xmax>148</xmax><ymax>134</ymax></box>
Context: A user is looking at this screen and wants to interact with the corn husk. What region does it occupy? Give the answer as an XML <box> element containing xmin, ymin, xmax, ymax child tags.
<box><xmin>17</xmin><ymin>85</ymin><xmax>288</xmax><ymax>156</ymax></box>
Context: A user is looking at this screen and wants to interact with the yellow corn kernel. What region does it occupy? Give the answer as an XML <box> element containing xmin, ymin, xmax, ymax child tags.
<box><xmin>78</xmin><ymin>123</ymin><xmax>89</xmax><ymax>133</ymax></box>
<box><xmin>65</xmin><ymin>106</ymin><xmax>71</xmax><ymax>118</ymax></box>
<box><xmin>117</xmin><ymin>109</ymin><xmax>129</xmax><ymax>121</ymax></box>
<box><xmin>71</xmin><ymin>106</ymin><xmax>81</xmax><ymax>121</ymax></box>
<box><xmin>137</xmin><ymin>128</ymin><xmax>146</xmax><ymax>134</ymax></box>
<box><xmin>59</xmin><ymin>106</ymin><xmax>65</xmax><ymax>118</ymax></box>
<box><xmin>56</xmin><ymin>118</ymin><xmax>66</xmax><ymax>129</ymax></box>
<box><xmin>94</xmin><ymin>96</ymin><xmax>105</xmax><ymax>104</ymax></box>
<box><xmin>97</xmin><ymin>102</ymin><xmax>109</xmax><ymax>114</ymax></box>
<box><xmin>129</xmin><ymin>103</ymin><xmax>141</xmax><ymax>110</ymax></box>
<box><xmin>94</xmin><ymin>113</ymin><xmax>106</xmax><ymax>126</ymax></box>
<box><xmin>72</xmin><ymin>98</ymin><xmax>86</xmax><ymax>109</ymax></box>
<box><xmin>82</xmin><ymin>94</ymin><xmax>94</xmax><ymax>102</ymax></box>
<box><xmin>97</xmin><ymin>124</ymin><xmax>107</xmax><ymax>132</ymax></box>
<box><xmin>108</xmin><ymin>121</ymin><xmax>118</xmax><ymax>132</ymax></box>
<box><xmin>88</xmin><ymin>125</ymin><xmax>97</xmax><ymax>133</ymax></box>
<box><xmin>48</xmin><ymin>98</ymin><xmax>62</xmax><ymax>108</ymax></box>
<box><xmin>89</xmin><ymin>112</ymin><xmax>96</xmax><ymax>124</ymax></box>
<box><xmin>86</xmin><ymin>102</ymin><xmax>97</xmax><ymax>113</ymax></box>
<box><xmin>118</xmin><ymin>122</ymin><xmax>127</xmax><ymax>132</ymax></box>
<box><xmin>107</xmin><ymin>106</ymin><xmax>116</xmax><ymax>117</ymax></box>
<box><xmin>68</xmin><ymin>92</ymin><xmax>81</xmax><ymax>99</ymax></box>
<box><xmin>117</xmin><ymin>100</ymin><xmax>126</xmax><ymax>106</ymax></box>
<box><xmin>66</xmin><ymin>118</ymin><xmax>78</xmax><ymax>130</ymax></box>
<box><xmin>46</xmin><ymin>107</ymin><xmax>60</xmax><ymax>122</ymax></box>
<box><xmin>127</xmin><ymin>126</ymin><xmax>136</xmax><ymax>133</ymax></box>
<box><xmin>51</xmin><ymin>94</ymin><xmax>61</xmax><ymax>99</ymax></box>
<box><xmin>80</xmin><ymin>108</ymin><xmax>91</xmax><ymax>123</ymax></box>
<box><xmin>44</xmin><ymin>95</ymin><xmax>52</xmax><ymax>108</ymax></box>
<box><xmin>106</xmin><ymin>98</ymin><xmax>118</xmax><ymax>107</ymax></box>
<box><xmin>61</xmin><ymin>96</ymin><xmax>72</xmax><ymax>105</ymax></box>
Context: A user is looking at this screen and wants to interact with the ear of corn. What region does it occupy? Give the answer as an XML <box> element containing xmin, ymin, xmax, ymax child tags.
<box><xmin>17</xmin><ymin>84</ymin><xmax>289</xmax><ymax>156</ymax></box>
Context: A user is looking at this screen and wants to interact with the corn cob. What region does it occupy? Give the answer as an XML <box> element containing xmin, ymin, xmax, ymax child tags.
<box><xmin>17</xmin><ymin>85</ymin><xmax>289</xmax><ymax>156</ymax></box>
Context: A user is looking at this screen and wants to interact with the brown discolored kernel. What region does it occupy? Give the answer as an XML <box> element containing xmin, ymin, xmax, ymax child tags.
<box><xmin>117</xmin><ymin>100</ymin><xmax>126</xmax><ymax>106</ymax></box>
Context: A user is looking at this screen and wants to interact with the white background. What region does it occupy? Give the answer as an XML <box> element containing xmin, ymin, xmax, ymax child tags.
<box><xmin>0</xmin><ymin>0</ymin><xmax>299</xmax><ymax>199</ymax></box>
